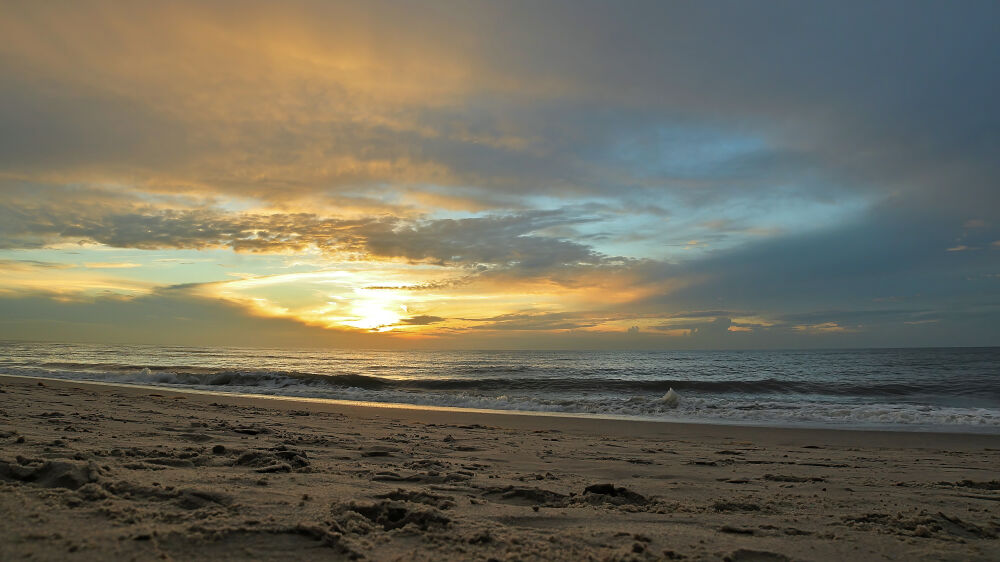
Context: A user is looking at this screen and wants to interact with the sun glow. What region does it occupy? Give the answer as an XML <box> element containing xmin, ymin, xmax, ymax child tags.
<box><xmin>343</xmin><ymin>300</ymin><xmax>404</xmax><ymax>331</ymax></box>
<box><xmin>199</xmin><ymin>262</ymin><xmax>698</xmax><ymax>337</ymax></box>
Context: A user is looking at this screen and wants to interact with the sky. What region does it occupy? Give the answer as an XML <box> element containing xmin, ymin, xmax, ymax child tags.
<box><xmin>1</xmin><ymin>0</ymin><xmax>998</xmax><ymax>350</ymax></box>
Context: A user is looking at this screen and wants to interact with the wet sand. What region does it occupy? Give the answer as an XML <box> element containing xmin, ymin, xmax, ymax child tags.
<box><xmin>1</xmin><ymin>374</ymin><xmax>998</xmax><ymax>561</ymax></box>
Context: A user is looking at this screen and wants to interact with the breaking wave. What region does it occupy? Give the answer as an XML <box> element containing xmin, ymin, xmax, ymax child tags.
<box><xmin>3</xmin><ymin>343</ymin><xmax>999</xmax><ymax>432</ymax></box>
<box><xmin>21</xmin><ymin>363</ymin><xmax>1000</xmax><ymax>399</ymax></box>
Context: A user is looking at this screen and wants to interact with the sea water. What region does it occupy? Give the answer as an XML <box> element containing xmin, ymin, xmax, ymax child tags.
<box><xmin>1</xmin><ymin>342</ymin><xmax>998</xmax><ymax>433</ymax></box>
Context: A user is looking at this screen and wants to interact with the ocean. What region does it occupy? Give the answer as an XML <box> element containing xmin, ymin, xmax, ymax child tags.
<box><xmin>2</xmin><ymin>342</ymin><xmax>998</xmax><ymax>433</ymax></box>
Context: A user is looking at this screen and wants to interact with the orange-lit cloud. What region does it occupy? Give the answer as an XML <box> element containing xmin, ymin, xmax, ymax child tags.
<box><xmin>83</xmin><ymin>262</ymin><xmax>142</xmax><ymax>269</ymax></box>
<box><xmin>1</xmin><ymin>1</ymin><xmax>998</xmax><ymax>349</ymax></box>
<box><xmin>0</xmin><ymin>260</ymin><xmax>153</xmax><ymax>299</ymax></box>
<box><xmin>792</xmin><ymin>322</ymin><xmax>854</xmax><ymax>334</ymax></box>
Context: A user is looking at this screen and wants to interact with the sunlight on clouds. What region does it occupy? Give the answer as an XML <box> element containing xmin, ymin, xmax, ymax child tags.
<box><xmin>793</xmin><ymin>322</ymin><xmax>854</xmax><ymax>334</ymax></box>
<box><xmin>2</xmin><ymin>2</ymin><xmax>996</xmax><ymax>349</ymax></box>
<box><xmin>83</xmin><ymin>262</ymin><xmax>142</xmax><ymax>269</ymax></box>
<box><xmin>339</xmin><ymin>292</ymin><xmax>405</xmax><ymax>332</ymax></box>
<box><xmin>0</xmin><ymin>262</ymin><xmax>154</xmax><ymax>298</ymax></box>
<box><xmin>0</xmin><ymin>3</ymin><xmax>570</xmax><ymax>204</ymax></box>
<box><xmin>187</xmin><ymin>257</ymin><xmax>701</xmax><ymax>337</ymax></box>
<box><xmin>204</xmin><ymin>266</ymin><xmax>452</xmax><ymax>333</ymax></box>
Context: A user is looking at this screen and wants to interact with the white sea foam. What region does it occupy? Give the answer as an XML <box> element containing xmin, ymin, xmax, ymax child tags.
<box><xmin>4</xmin><ymin>365</ymin><xmax>999</xmax><ymax>433</ymax></box>
<box><xmin>657</xmin><ymin>388</ymin><xmax>680</xmax><ymax>408</ymax></box>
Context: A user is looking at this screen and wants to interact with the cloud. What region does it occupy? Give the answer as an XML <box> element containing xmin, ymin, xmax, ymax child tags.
<box><xmin>793</xmin><ymin>322</ymin><xmax>853</xmax><ymax>334</ymax></box>
<box><xmin>0</xmin><ymin>257</ymin><xmax>152</xmax><ymax>298</ymax></box>
<box><xmin>661</xmin><ymin>310</ymin><xmax>745</xmax><ymax>320</ymax></box>
<box><xmin>358</xmin><ymin>211</ymin><xmax>605</xmax><ymax>268</ymax></box>
<box><xmin>83</xmin><ymin>262</ymin><xmax>142</xmax><ymax>269</ymax></box>
<box><xmin>0</xmin><ymin>2</ymin><xmax>998</xmax><ymax>348</ymax></box>
<box><xmin>692</xmin><ymin>317</ymin><xmax>733</xmax><ymax>336</ymax></box>
<box><xmin>398</xmin><ymin>315</ymin><xmax>444</xmax><ymax>325</ymax></box>
<box><xmin>0</xmin><ymin>259</ymin><xmax>72</xmax><ymax>271</ymax></box>
<box><xmin>465</xmin><ymin>311</ymin><xmax>601</xmax><ymax>331</ymax></box>
<box><xmin>651</xmin><ymin>316</ymin><xmax>732</xmax><ymax>336</ymax></box>
<box><xmin>0</xmin><ymin>288</ymin><xmax>390</xmax><ymax>348</ymax></box>
<box><xmin>0</xmin><ymin>1</ymin><xmax>997</xmax><ymax>217</ymax></box>
<box><xmin>776</xmin><ymin>309</ymin><xmax>934</xmax><ymax>327</ymax></box>
<box><xmin>0</xmin><ymin>188</ymin><xmax>616</xmax><ymax>275</ymax></box>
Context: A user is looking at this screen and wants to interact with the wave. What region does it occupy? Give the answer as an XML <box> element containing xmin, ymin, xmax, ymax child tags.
<box><xmin>6</xmin><ymin>343</ymin><xmax>1000</xmax><ymax>432</ymax></box>
<box><xmin>20</xmin><ymin>363</ymin><xmax>997</xmax><ymax>399</ymax></box>
<box><xmin>4</xmin><ymin>366</ymin><xmax>998</xmax><ymax>431</ymax></box>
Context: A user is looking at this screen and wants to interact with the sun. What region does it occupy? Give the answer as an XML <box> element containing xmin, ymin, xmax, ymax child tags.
<box><xmin>342</xmin><ymin>297</ymin><xmax>405</xmax><ymax>332</ymax></box>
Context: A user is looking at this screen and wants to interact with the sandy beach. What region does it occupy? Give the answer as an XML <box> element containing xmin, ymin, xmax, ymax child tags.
<box><xmin>1</xmin><ymin>374</ymin><xmax>998</xmax><ymax>561</ymax></box>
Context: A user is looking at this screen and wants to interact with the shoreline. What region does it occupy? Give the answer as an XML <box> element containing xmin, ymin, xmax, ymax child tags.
<box><xmin>5</xmin><ymin>373</ymin><xmax>1000</xmax><ymax>450</ymax></box>
<box><xmin>3</xmin><ymin>373</ymin><xmax>999</xmax><ymax>447</ymax></box>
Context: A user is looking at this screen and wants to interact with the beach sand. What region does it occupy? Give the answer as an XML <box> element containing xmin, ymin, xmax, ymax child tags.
<box><xmin>1</xmin><ymin>374</ymin><xmax>998</xmax><ymax>561</ymax></box>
